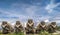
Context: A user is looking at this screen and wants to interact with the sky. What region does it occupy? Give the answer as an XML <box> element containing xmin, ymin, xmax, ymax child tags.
<box><xmin>0</xmin><ymin>0</ymin><xmax>60</xmax><ymax>26</ymax></box>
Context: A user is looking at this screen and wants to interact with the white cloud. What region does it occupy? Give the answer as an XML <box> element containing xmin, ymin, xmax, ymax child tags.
<box><xmin>25</xmin><ymin>6</ymin><xmax>37</xmax><ymax>16</ymax></box>
<box><xmin>45</xmin><ymin>0</ymin><xmax>60</xmax><ymax>13</ymax></box>
<box><xmin>0</xmin><ymin>1</ymin><xmax>60</xmax><ymax>26</ymax></box>
<box><xmin>44</xmin><ymin>19</ymin><xmax>49</xmax><ymax>22</ymax></box>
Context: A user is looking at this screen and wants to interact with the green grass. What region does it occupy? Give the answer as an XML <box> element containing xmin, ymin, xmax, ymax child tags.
<box><xmin>0</xmin><ymin>32</ymin><xmax>24</xmax><ymax>35</ymax></box>
<box><xmin>0</xmin><ymin>33</ymin><xmax>60</xmax><ymax>35</ymax></box>
<box><xmin>0</xmin><ymin>31</ymin><xmax>60</xmax><ymax>35</ymax></box>
<box><xmin>15</xmin><ymin>32</ymin><xmax>24</xmax><ymax>35</ymax></box>
<box><xmin>39</xmin><ymin>31</ymin><xmax>60</xmax><ymax>35</ymax></box>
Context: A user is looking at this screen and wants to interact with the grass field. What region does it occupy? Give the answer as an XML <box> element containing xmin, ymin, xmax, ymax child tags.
<box><xmin>0</xmin><ymin>33</ymin><xmax>60</xmax><ymax>35</ymax></box>
<box><xmin>0</xmin><ymin>31</ymin><xmax>60</xmax><ymax>35</ymax></box>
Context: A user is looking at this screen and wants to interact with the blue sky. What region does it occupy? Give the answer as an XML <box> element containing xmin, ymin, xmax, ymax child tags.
<box><xmin>0</xmin><ymin>0</ymin><xmax>60</xmax><ymax>26</ymax></box>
